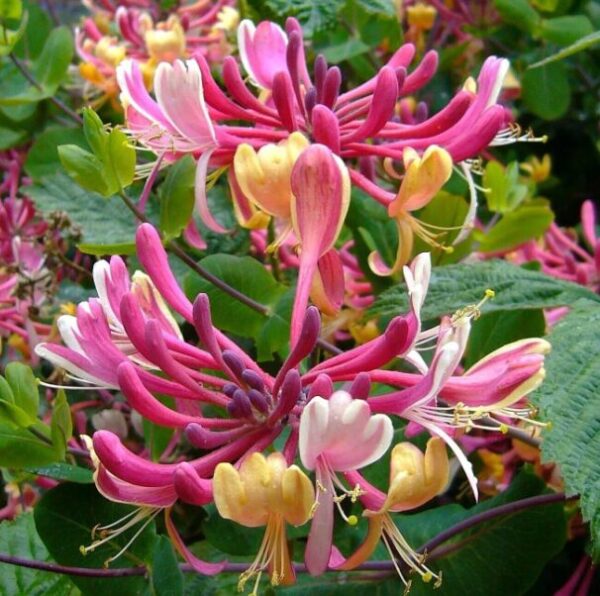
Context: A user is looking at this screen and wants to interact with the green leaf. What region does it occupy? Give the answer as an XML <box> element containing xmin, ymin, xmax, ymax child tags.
<box><xmin>183</xmin><ymin>254</ymin><xmax>286</xmax><ymax>339</ymax></box>
<box><xmin>539</xmin><ymin>15</ymin><xmax>594</xmax><ymax>46</ymax></box>
<box><xmin>531</xmin><ymin>299</ymin><xmax>600</xmax><ymax>559</ymax></box>
<box><xmin>25</xmin><ymin>462</ymin><xmax>94</xmax><ymax>483</ymax></box>
<box><xmin>202</xmin><ymin>504</ymin><xmax>263</xmax><ymax>556</ymax></box>
<box><xmin>494</xmin><ymin>0</ymin><xmax>541</xmax><ymax>32</ymax></box>
<box><xmin>0</xmin><ymin>422</ymin><xmax>60</xmax><ymax>467</ymax></box>
<box><xmin>521</xmin><ymin>61</ymin><xmax>571</xmax><ymax>120</ymax></box>
<box><xmin>25</xmin><ymin>126</ymin><xmax>87</xmax><ymax>180</ymax></box>
<box><xmin>370</xmin><ymin>260</ymin><xmax>600</xmax><ymax>321</ymax></box>
<box><xmin>0</xmin><ymin>0</ymin><xmax>22</xmax><ymax>20</ymax></box>
<box><xmin>321</xmin><ymin>38</ymin><xmax>370</xmax><ymax>63</ymax></box>
<box><xmin>27</xmin><ymin>173</ymin><xmax>140</xmax><ymax>252</ymax></box>
<box><xmin>34</xmin><ymin>483</ymin><xmax>158</xmax><ymax>594</ymax></box>
<box><xmin>58</xmin><ymin>144</ymin><xmax>108</xmax><ymax>195</ymax></box>
<box><xmin>60</xmin><ymin>109</ymin><xmax>136</xmax><ymax>196</ymax></box>
<box><xmin>13</xmin><ymin>1</ymin><xmax>52</xmax><ymax>60</ymax></box>
<box><xmin>4</xmin><ymin>362</ymin><xmax>38</xmax><ymax>418</ymax></box>
<box><xmin>33</xmin><ymin>26</ymin><xmax>73</xmax><ymax>93</ymax></box>
<box><xmin>477</xmin><ymin>203</ymin><xmax>553</xmax><ymax>252</ymax></box>
<box><xmin>482</xmin><ymin>161</ymin><xmax>528</xmax><ymax>214</ymax></box>
<box><xmin>465</xmin><ymin>308</ymin><xmax>546</xmax><ymax>368</ymax></box>
<box><xmin>529</xmin><ymin>30</ymin><xmax>600</xmax><ymax>68</ymax></box>
<box><xmin>150</xmin><ymin>536</ymin><xmax>184</xmax><ymax>596</ymax></box>
<box><xmin>0</xmin><ymin>512</ymin><xmax>75</xmax><ymax>596</ymax></box>
<box><xmin>413</xmin><ymin>192</ymin><xmax>473</xmax><ymax>265</ymax></box>
<box><xmin>50</xmin><ymin>389</ymin><xmax>72</xmax><ymax>457</ymax></box>
<box><xmin>0</xmin><ymin>10</ymin><xmax>27</xmax><ymax>58</ymax></box>
<box><xmin>160</xmin><ymin>155</ymin><xmax>196</xmax><ymax>240</ymax></box>
<box><xmin>256</xmin><ymin>287</ymin><xmax>294</xmax><ymax>361</ymax></box>
<box><xmin>264</xmin><ymin>0</ymin><xmax>344</xmax><ymax>36</ymax></box>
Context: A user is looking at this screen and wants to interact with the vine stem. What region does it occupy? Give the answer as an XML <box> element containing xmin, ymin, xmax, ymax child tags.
<box><xmin>0</xmin><ymin>492</ymin><xmax>570</xmax><ymax>578</ymax></box>
<box><xmin>118</xmin><ymin>191</ymin><xmax>342</xmax><ymax>354</ymax></box>
<box><xmin>8</xmin><ymin>54</ymin><xmax>83</xmax><ymax>125</ymax></box>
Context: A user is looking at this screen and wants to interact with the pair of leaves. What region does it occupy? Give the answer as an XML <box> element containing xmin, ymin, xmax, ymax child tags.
<box><xmin>0</xmin><ymin>363</ymin><xmax>71</xmax><ymax>467</ymax></box>
<box><xmin>59</xmin><ymin>109</ymin><xmax>135</xmax><ymax>198</ymax></box>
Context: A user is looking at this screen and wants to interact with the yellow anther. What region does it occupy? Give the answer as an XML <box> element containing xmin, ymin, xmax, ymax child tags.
<box><xmin>499</xmin><ymin>424</ymin><xmax>509</xmax><ymax>434</ymax></box>
<box><xmin>347</xmin><ymin>515</ymin><xmax>358</xmax><ymax>526</ymax></box>
<box><xmin>485</xmin><ymin>289</ymin><xmax>495</xmax><ymax>299</ymax></box>
<box><xmin>422</xmin><ymin>571</ymin><xmax>433</xmax><ymax>583</ymax></box>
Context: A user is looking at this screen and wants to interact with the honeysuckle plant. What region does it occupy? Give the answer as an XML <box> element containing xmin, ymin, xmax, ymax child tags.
<box><xmin>0</xmin><ymin>0</ymin><xmax>599</xmax><ymax>594</ymax></box>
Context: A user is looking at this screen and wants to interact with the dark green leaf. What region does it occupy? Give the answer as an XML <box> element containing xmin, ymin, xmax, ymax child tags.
<box><xmin>265</xmin><ymin>0</ymin><xmax>344</xmax><ymax>36</ymax></box>
<box><xmin>33</xmin><ymin>26</ymin><xmax>74</xmax><ymax>93</ymax></box>
<box><xmin>183</xmin><ymin>254</ymin><xmax>286</xmax><ymax>338</ymax></box>
<box><xmin>370</xmin><ymin>260</ymin><xmax>600</xmax><ymax>321</ymax></box>
<box><xmin>27</xmin><ymin>173</ymin><xmax>140</xmax><ymax>251</ymax></box>
<box><xmin>321</xmin><ymin>38</ymin><xmax>370</xmax><ymax>63</ymax></box>
<box><xmin>465</xmin><ymin>308</ymin><xmax>546</xmax><ymax>368</ymax></box>
<box><xmin>25</xmin><ymin>462</ymin><xmax>94</xmax><ymax>484</ymax></box>
<box><xmin>539</xmin><ymin>15</ymin><xmax>594</xmax><ymax>46</ymax></box>
<box><xmin>34</xmin><ymin>483</ymin><xmax>157</xmax><ymax>594</ymax></box>
<box><xmin>532</xmin><ymin>299</ymin><xmax>600</xmax><ymax>559</ymax></box>
<box><xmin>494</xmin><ymin>0</ymin><xmax>541</xmax><ymax>32</ymax></box>
<box><xmin>25</xmin><ymin>127</ymin><xmax>87</xmax><ymax>180</ymax></box>
<box><xmin>0</xmin><ymin>422</ymin><xmax>60</xmax><ymax>467</ymax></box>
<box><xmin>0</xmin><ymin>512</ymin><xmax>75</xmax><ymax>596</ymax></box>
<box><xmin>202</xmin><ymin>505</ymin><xmax>263</xmax><ymax>556</ymax></box>
<box><xmin>151</xmin><ymin>535</ymin><xmax>184</xmax><ymax>596</ymax></box>
<box><xmin>521</xmin><ymin>61</ymin><xmax>571</xmax><ymax>120</ymax></box>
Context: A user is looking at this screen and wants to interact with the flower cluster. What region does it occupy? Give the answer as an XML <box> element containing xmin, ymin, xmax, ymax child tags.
<box><xmin>76</xmin><ymin>0</ymin><xmax>238</xmax><ymax>108</ymax></box>
<box><xmin>36</xmin><ymin>215</ymin><xmax>549</xmax><ymax>588</ymax></box>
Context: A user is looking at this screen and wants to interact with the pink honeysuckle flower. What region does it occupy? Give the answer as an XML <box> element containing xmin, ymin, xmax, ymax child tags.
<box><xmin>116</xmin><ymin>18</ymin><xmax>521</xmax><ymax>235</ymax></box>
<box><xmin>288</xmin><ymin>144</ymin><xmax>350</xmax><ymax>344</ymax></box>
<box><xmin>298</xmin><ymin>390</ymin><xmax>393</xmax><ymax>575</ymax></box>
<box><xmin>80</xmin><ymin>432</ymin><xmax>225</xmax><ymax>574</ymax></box>
<box><xmin>509</xmin><ymin>200</ymin><xmax>600</xmax><ymax>294</ymax></box>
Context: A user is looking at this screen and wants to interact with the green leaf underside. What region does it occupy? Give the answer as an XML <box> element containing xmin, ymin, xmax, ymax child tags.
<box><xmin>370</xmin><ymin>260</ymin><xmax>599</xmax><ymax>321</ymax></box>
<box><xmin>531</xmin><ymin>299</ymin><xmax>600</xmax><ymax>560</ymax></box>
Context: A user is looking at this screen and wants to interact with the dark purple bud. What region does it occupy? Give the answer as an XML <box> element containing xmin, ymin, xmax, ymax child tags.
<box><xmin>358</xmin><ymin>156</ymin><xmax>376</xmax><ymax>181</ymax></box>
<box><xmin>185</xmin><ymin>422</ymin><xmax>244</xmax><ymax>449</ymax></box>
<box><xmin>349</xmin><ymin>372</ymin><xmax>371</xmax><ymax>399</ymax></box>
<box><xmin>222</xmin><ymin>350</ymin><xmax>245</xmax><ymax>380</ymax></box>
<box><xmin>241</xmin><ymin>369</ymin><xmax>265</xmax><ymax>392</ymax></box>
<box><xmin>395</xmin><ymin>67</ymin><xmax>407</xmax><ymax>93</ymax></box>
<box><xmin>308</xmin><ymin>373</ymin><xmax>334</xmax><ymax>399</ymax></box>
<box><xmin>248</xmin><ymin>389</ymin><xmax>270</xmax><ymax>414</ymax></box>
<box><xmin>322</xmin><ymin>67</ymin><xmax>341</xmax><ymax>108</ymax></box>
<box><xmin>415</xmin><ymin>101</ymin><xmax>428</xmax><ymax>123</ymax></box>
<box><xmin>233</xmin><ymin>389</ymin><xmax>253</xmax><ymax>418</ymax></box>
<box><xmin>223</xmin><ymin>383</ymin><xmax>238</xmax><ymax>398</ymax></box>
<box><xmin>269</xmin><ymin>369</ymin><xmax>302</xmax><ymax>424</ymax></box>
<box><xmin>304</xmin><ymin>86</ymin><xmax>317</xmax><ymax>120</ymax></box>
<box><xmin>314</xmin><ymin>54</ymin><xmax>327</xmax><ymax>102</ymax></box>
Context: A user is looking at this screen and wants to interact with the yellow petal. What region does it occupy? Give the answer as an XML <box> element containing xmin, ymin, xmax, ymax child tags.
<box><xmin>281</xmin><ymin>465</ymin><xmax>315</xmax><ymax>526</ymax></box>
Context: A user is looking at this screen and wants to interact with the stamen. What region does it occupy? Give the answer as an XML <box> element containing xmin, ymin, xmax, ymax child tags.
<box><xmin>451</xmin><ymin>289</ymin><xmax>495</xmax><ymax>324</ymax></box>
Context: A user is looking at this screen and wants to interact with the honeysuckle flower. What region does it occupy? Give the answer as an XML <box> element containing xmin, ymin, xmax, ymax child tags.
<box><xmin>116</xmin><ymin>17</ymin><xmax>524</xmax><ymax>238</ymax></box>
<box><xmin>289</xmin><ymin>144</ymin><xmax>350</xmax><ymax>344</ymax></box>
<box><xmin>368</xmin><ymin>145</ymin><xmax>453</xmax><ymax>276</ymax></box>
<box><xmin>76</xmin><ymin>2</ymin><xmax>232</xmax><ymax>108</ymax></box>
<box><xmin>338</xmin><ymin>438</ymin><xmax>448</xmax><ymax>588</ymax></box>
<box><xmin>511</xmin><ymin>200</ymin><xmax>600</xmax><ymax>294</ymax></box>
<box><xmin>232</xmin><ymin>131</ymin><xmax>309</xmax><ymax>225</ymax></box>
<box><xmin>80</xmin><ymin>432</ymin><xmax>225</xmax><ymax>574</ymax></box>
<box><xmin>298</xmin><ymin>390</ymin><xmax>393</xmax><ymax>575</ymax></box>
<box><xmin>214</xmin><ymin>452</ymin><xmax>314</xmax><ymax>590</ymax></box>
